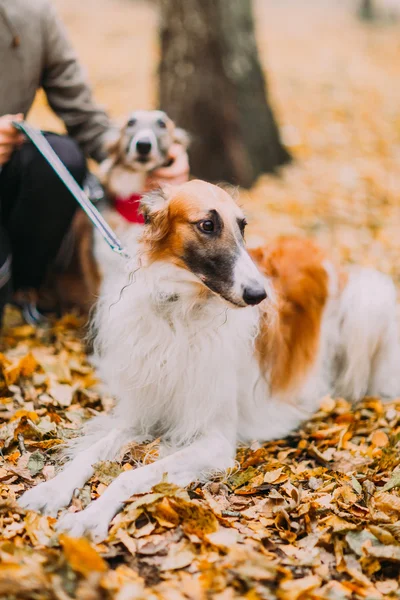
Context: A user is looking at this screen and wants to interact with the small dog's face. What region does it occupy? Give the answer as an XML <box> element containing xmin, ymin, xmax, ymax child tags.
<box><xmin>108</xmin><ymin>110</ymin><xmax>188</xmax><ymax>172</ymax></box>
<box><xmin>141</xmin><ymin>180</ymin><xmax>267</xmax><ymax>308</ymax></box>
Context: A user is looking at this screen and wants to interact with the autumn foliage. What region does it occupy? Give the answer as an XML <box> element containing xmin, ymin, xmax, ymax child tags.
<box><xmin>1</xmin><ymin>0</ymin><xmax>400</xmax><ymax>598</ymax></box>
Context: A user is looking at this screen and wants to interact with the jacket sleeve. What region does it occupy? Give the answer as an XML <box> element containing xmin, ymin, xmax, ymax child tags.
<box><xmin>40</xmin><ymin>2</ymin><xmax>111</xmax><ymax>162</ymax></box>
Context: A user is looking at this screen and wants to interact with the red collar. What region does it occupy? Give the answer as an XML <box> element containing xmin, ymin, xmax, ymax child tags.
<box><xmin>114</xmin><ymin>193</ymin><xmax>144</xmax><ymax>224</ymax></box>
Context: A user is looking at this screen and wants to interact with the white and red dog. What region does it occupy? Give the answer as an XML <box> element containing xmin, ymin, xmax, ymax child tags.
<box><xmin>20</xmin><ymin>180</ymin><xmax>400</xmax><ymax>540</ymax></box>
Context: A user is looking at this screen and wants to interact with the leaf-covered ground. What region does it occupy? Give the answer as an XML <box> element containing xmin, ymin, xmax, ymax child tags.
<box><xmin>2</xmin><ymin>0</ymin><xmax>400</xmax><ymax>598</ymax></box>
<box><xmin>1</xmin><ymin>314</ymin><xmax>400</xmax><ymax>599</ymax></box>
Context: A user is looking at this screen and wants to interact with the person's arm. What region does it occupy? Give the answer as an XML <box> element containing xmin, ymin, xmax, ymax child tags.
<box><xmin>41</xmin><ymin>2</ymin><xmax>110</xmax><ymax>162</ymax></box>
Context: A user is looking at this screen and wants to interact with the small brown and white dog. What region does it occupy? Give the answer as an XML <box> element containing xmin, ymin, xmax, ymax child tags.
<box><xmin>99</xmin><ymin>109</ymin><xmax>189</xmax><ymax>232</ymax></box>
<box><xmin>20</xmin><ymin>180</ymin><xmax>400</xmax><ymax>540</ymax></box>
<box><xmin>45</xmin><ymin>110</ymin><xmax>189</xmax><ymax>313</ymax></box>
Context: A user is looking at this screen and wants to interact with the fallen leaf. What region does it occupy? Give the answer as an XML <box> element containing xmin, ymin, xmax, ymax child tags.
<box><xmin>116</xmin><ymin>529</ymin><xmax>137</xmax><ymax>555</ymax></box>
<box><xmin>93</xmin><ymin>461</ymin><xmax>123</xmax><ymax>485</ymax></box>
<box><xmin>366</xmin><ymin>544</ymin><xmax>400</xmax><ymax>562</ymax></box>
<box><xmin>345</xmin><ymin>530</ymin><xmax>380</xmax><ymax>556</ymax></box>
<box><xmin>206</xmin><ymin>527</ymin><xmax>240</xmax><ymax>548</ymax></box>
<box><xmin>264</xmin><ymin>467</ymin><xmax>284</xmax><ymax>483</ymax></box>
<box><xmin>278</xmin><ymin>575</ymin><xmax>322</xmax><ymax>600</ymax></box>
<box><xmin>27</xmin><ymin>451</ymin><xmax>45</xmax><ymax>476</ymax></box>
<box><xmin>59</xmin><ymin>535</ymin><xmax>108</xmax><ymax>576</ymax></box>
<box><xmin>381</xmin><ymin>467</ymin><xmax>400</xmax><ymax>493</ymax></box>
<box><xmin>48</xmin><ymin>382</ymin><xmax>74</xmax><ymax>407</ymax></box>
<box><xmin>160</xmin><ymin>541</ymin><xmax>195</xmax><ymax>571</ymax></box>
<box><xmin>370</xmin><ymin>430</ymin><xmax>389</xmax><ymax>447</ymax></box>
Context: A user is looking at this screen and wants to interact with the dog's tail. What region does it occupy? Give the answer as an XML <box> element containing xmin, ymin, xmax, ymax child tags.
<box><xmin>335</xmin><ymin>267</ymin><xmax>400</xmax><ymax>400</ymax></box>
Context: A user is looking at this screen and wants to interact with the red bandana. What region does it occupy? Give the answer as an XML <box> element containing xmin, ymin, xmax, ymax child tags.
<box><xmin>114</xmin><ymin>193</ymin><xmax>144</xmax><ymax>224</ymax></box>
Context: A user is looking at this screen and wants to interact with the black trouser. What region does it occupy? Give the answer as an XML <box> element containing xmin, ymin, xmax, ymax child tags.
<box><xmin>0</xmin><ymin>134</ymin><xmax>86</xmax><ymax>320</ymax></box>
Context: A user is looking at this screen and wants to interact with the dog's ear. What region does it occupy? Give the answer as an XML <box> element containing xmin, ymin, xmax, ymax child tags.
<box><xmin>173</xmin><ymin>127</ymin><xmax>191</xmax><ymax>149</ymax></box>
<box><xmin>141</xmin><ymin>188</ymin><xmax>169</xmax><ymax>218</ymax></box>
<box><xmin>140</xmin><ymin>188</ymin><xmax>171</xmax><ymax>242</ymax></box>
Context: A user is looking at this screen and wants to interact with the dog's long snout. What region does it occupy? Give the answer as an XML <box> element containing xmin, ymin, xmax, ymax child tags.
<box><xmin>242</xmin><ymin>284</ymin><xmax>267</xmax><ymax>306</ymax></box>
<box><xmin>136</xmin><ymin>138</ymin><xmax>152</xmax><ymax>155</ymax></box>
<box><xmin>233</xmin><ymin>249</ymin><xmax>267</xmax><ymax>307</ymax></box>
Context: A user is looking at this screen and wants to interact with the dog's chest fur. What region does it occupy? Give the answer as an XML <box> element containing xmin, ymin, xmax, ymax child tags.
<box><xmin>107</xmin><ymin>165</ymin><xmax>147</xmax><ymax>198</ymax></box>
<box><xmin>94</xmin><ymin>260</ymin><xmax>260</xmax><ymax>446</ymax></box>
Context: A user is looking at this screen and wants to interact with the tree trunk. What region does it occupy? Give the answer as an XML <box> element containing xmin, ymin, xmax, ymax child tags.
<box><xmin>358</xmin><ymin>0</ymin><xmax>375</xmax><ymax>20</ymax></box>
<box><xmin>158</xmin><ymin>0</ymin><xmax>290</xmax><ymax>189</ymax></box>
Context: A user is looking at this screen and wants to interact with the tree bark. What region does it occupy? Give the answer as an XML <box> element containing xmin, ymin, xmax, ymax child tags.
<box><xmin>158</xmin><ymin>0</ymin><xmax>290</xmax><ymax>189</ymax></box>
<box><xmin>358</xmin><ymin>0</ymin><xmax>375</xmax><ymax>20</ymax></box>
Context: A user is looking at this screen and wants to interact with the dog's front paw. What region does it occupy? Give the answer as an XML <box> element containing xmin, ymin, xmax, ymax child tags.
<box><xmin>19</xmin><ymin>480</ymin><xmax>73</xmax><ymax>517</ymax></box>
<box><xmin>56</xmin><ymin>507</ymin><xmax>110</xmax><ymax>542</ymax></box>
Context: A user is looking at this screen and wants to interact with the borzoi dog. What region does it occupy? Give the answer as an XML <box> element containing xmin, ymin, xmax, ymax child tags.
<box><xmin>19</xmin><ymin>180</ymin><xmax>400</xmax><ymax>540</ymax></box>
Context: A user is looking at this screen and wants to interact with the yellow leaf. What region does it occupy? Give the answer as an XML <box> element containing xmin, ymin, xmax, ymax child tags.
<box><xmin>59</xmin><ymin>534</ymin><xmax>108</xmax><ymax>576</ymax></box>
<box><xmin>371</xmin><ymin>430</ymin><xmax>389</xmax><ymax>447</ymax></box>
<box><xmin>19</xmin><ymin>353</ymin><xmax>39</xmax><ymax>378</ymax></box>
<box><xmin>3</xmin><ymin>363</ymin><xmax>21</xmax><ymax>387</ymax></box>
<box><xmin>375</xmin><ymin>492</ymin><xmax>400</xmax><ymax>515</ymax></box>
<box><xmin>168</xmin><ymin>497</ymin><xmax>218</xmax><ymax>537</ymax></box>
<box><xmin>278</xmin><ymin>575</ymin><xmax>322</xmax><ymax>600</ymax></box>
<box><xmin>324</xmin><ymin>515</ymin><xmax>358</xmax><ymax>533</ymax></box>
<box><xmin>264</xmin><ymin>467</ymin><xmax>284</xmax><ymax>483</ymax></box>
<box><xmin>116</xmin><ymin>529</ymin><xmax>137</xmax><ymax>556</ymax></box>
<box><xmin>0</xmin><ymin>467</ymin><xmax>10</xmax><ymax>480</ymax></box>
<box><xmin>319</xmin><ymin>395</ymin><xmax>336</xmax><ymax>412</ymax></box>
<box><xmin>10</xmin><ymin>409</ymin><xmax>40</xmax><ymax>423</ymax></box>
<box><xmin>7</xmin><ymin>324</ymin><xmax>35</xmax><ymax>338</ymax></box>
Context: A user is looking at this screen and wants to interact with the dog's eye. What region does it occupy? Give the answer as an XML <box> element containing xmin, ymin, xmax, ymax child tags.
<box><xmin>239</xmin><ymin>218</ymin><xmax>247</xmax><ymax>236</ymax></box>
<box><xmin>157</xmin><ymin>119</ymin><xmax>167</xmax><ymax>129</ymax></box>
<box><xmin>198</xmin><ymin>220</ymin><xmax>215</xmax><ymax>234</ymax></box>
<box><xmin>127</xmin><ymin>118</ymin><xmax>137</xmax><ymax>127</ymax></box>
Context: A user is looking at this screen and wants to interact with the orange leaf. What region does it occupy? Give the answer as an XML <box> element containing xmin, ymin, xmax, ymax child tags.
<box><xmin>19</xmin><ymin>353</ymin><xmax>39</xmax><ymax>378</ymax></box>
<box><xmin>3</xmin><ymin>364</ymin><xmax>21</xmax><ymax>387</ymax></box>
<box><xmin>10</xmin><ymin>410</ymin><xmax>39</xmax><ymax>423</ymax></box>
<box><xmin>371</xmin><ymin>430</ymin><xmax>389</xmax><ymax>448</ymax></box>
<box><xmin>59</xmin><ymin>534</ymin><xmax>108</xmax><ymax>576</ymax></box>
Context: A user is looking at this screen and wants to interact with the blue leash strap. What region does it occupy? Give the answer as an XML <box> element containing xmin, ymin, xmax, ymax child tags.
<box><xmin>12</xmin><ymin>121</ymin><xmax>130</xmax><ymax>259</ymax></box>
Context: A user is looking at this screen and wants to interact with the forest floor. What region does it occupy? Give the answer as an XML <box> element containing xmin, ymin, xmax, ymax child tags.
<box><xmin>1</xmin><ymin>1</ymin><xmax>400</xmax><ymax>599</ymax></box>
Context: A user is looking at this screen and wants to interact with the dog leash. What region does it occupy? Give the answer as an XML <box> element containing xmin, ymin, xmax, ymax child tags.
<box><xmin>12</xmin><ymin>121</ymin><xmax>130</xmax><ymax>259</ymax></box>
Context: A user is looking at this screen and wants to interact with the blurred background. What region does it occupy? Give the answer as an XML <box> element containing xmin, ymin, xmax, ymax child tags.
<box><xmin>30</xmin><ymin>0</ymin><xmax>400</xmax><ymax>283</ymax></box>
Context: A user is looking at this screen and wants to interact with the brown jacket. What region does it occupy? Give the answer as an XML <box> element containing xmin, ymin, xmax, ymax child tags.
<box><xmin>0</xmin><ymin>0</ymin><xmax>110</xmax><ymax>161</ymax></box>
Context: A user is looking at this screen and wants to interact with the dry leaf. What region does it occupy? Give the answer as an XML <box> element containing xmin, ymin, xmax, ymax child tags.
<box><xmin>59</xmin><ymin>534</ymin><xmax>108</xmax><ymax>576</ymax></box>
<box><xmin>2</xmin><ymin>3</ymin><xmax>400</xmax><ymax>597</ymax></box>
<box><xmin>370</xmin><ymin>430</ymin><xmax>389</xmax><ymax>447</ymax></box>
<box><xmin>264</xmin><ymin>467</ymin><xmax>284</xmax><ymax>483</ymax></box>
<box><xmin>160</xmin><ymin>541</ymin><xmax>195</xmax><ymax>571</ymax></box>
<box><xmin>381</xmin><ymin>468</ymin><xmax>400</xmax><ymax>493</ymax></box>
<box><xmin>278</xmin><ymin>575</ymin><xmax>322</xmax><ymax>600</ymax></box>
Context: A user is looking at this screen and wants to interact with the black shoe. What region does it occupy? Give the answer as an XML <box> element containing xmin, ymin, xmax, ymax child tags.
<box><xmin>13</xmin><ymin>289</ymin><xmax>47</xmax><ymax>326</ymax></box>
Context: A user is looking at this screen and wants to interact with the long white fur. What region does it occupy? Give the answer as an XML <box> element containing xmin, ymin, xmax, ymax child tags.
<box><xmin>335</xmin><ymin>267</ymin><xmax>400</xmax><ymax>399</ymax></box>
<box><xmin>19</xmin><ymin>236</ymin><xmax>400</xmax><ymax>540</ymax></box>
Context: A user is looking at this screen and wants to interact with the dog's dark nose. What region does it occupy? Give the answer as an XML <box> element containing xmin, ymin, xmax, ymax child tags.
<box><xmin>136</xmin><ymin>139</ymin><xmax>152</xmax><ymax>155</ymax></box>
<box><xmin>243</xmin><ymin>285</ymin><xmax>267</xmax><ymax>306</ymax></box>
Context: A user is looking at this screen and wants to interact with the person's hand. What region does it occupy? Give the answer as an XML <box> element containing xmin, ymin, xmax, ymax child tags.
<box><xmin>0</xmin><ymin>114</ymin><xmax>24</xmax><ymax>166</ymax></box>
<box><xmin>145</xmin><ymin>144</ymin><xmax>189</xmax><ymax>191</ymax></box>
